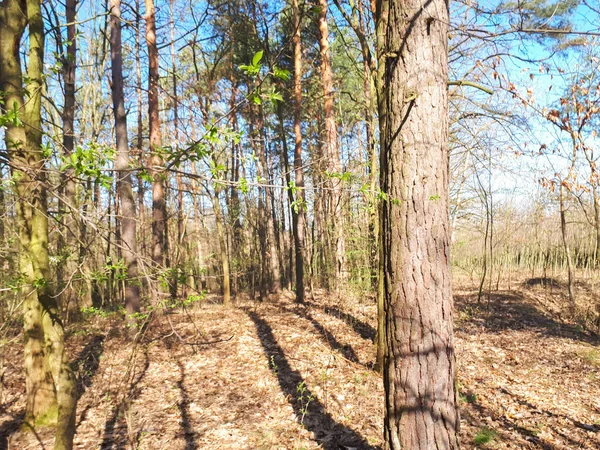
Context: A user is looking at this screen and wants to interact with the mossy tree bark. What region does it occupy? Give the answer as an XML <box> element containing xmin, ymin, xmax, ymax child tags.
<box><xmin>0</xmin><ymin>1</ymin><xmax>77</xmax><ymax>446</ymax></box>
<box><xmin>378</xmin><ymin>0</ymin><xmax>460</xmax><ymax>448</ymax></box>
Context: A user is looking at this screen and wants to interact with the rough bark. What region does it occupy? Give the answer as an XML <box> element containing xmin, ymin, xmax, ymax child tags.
<box><xmin>379</xmin><ymin>0</ymin><xmax>460</xmax><ymax>448</ymax></box>
<box><xmin>110</xmin><ymin>0</ymin><xmax>141</xmax><ymax>318</ymax></box>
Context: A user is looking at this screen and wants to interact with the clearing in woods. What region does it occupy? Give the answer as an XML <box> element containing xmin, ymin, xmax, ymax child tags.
<box><xmin>1</xmin><ymin>276</ymin><xmax>599</xmax><ymax>449</ymax></box>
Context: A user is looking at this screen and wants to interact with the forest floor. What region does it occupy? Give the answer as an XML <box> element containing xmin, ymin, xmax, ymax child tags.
<box><xmin>1</xmin><ymin>275</ymin><xmax>600</xmax><ymax>449</ymax></box>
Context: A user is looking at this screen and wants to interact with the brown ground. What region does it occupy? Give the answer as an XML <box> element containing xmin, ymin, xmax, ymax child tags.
<box><xmin>1</xmin><ymin>277</ymin><xmax>599</xmax><ymax>449</ymax></box>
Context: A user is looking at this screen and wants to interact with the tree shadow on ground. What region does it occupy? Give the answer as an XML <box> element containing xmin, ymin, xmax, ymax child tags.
<box><xmin>74</xmin><ymin>334</ymin><xmax>105</xmax><ymax>429</ymax></box>
<box><xmin>0</xmin><ymin>333</ymin><xmax>106</xmax><ymax>449</ymax></box>
<box><xmin>176</xmin><ymin>359</ymin><xmax>198</xmax><ymax>450</ymax></box>
<box><xmin>461</xmin><ymin>385</ymin><xmax>596</xmax><ymax>450</ymax></box>
<box><xmin>0</xmin><ymin>413</ymin><xmax>26</xmax><ymax>450</ymax></box>
<box><xmin>454</xmin><ymin>291</ymin><xmax>600</xmax><ymax>346</ymax></box>
<box><xmin>244</xmin><ymin>309</ymin><xmax>378</xmax><ymax>450</ymax></box>
<box><xmin>75</xmin><ymin>334</ymin><xmax>105</xmax><ymax>398</ymax></box>
<box><xmin>100</xmin><ymin>350</ymin><xmax>150</xmax><ymax>450</ymax></box>
<box><xmin>281</xmin><ymin>304</ymin><xmax>364</xmax><ymax>366</ymax></box>
<box><xmin>500</xmin><ymin>387</ymin><xmax>600</xmax><ymax>439</ymax></box>
<box><xmin>311</xmin><ymin>303</ymin><xmax>376</xmax><ymax>342</ymax></box>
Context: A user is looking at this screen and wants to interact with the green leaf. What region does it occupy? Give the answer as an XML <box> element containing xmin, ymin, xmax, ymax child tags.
<box><xmin>252</xmin><ymin>50</ymin><xmax>264</xmax><ymax>67</ymax></box>
<box><xmin>268</xmin><ymin>91</ymin><xmax>283</xmax><ymax>103</ymax></box>
<box><xmin>273</xmin><ymin>66</ymin><xmax>291</xmax><ymax>81</ymax></box>
<box><xmin>239</xmin><ymin>177</ymin><xmax>249</xmax><ymax>194</ymax></box>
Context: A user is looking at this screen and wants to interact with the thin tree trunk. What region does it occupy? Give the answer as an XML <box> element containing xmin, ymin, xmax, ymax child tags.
<box><xmin>560</xmin><ymin>183</ymin><xmax>576</xmax><ymax>308</ymax></box>
<box><xmin>58</xmin><ymin>0</ymin><xmax>78</xmax><ymax>319</ymax></box>
<box><xmin>292</xmin><ymin>0</ymin><xmax>305</xmax><ymax>304</ymax></box>
<box><xmin>379</xmin><ymin>0</ymin><xmax>459</xmax><ymax>447</ymax></box>
<box><xmin>258</xmin><ymin>106</ymin><xmax>281</xmax><ymax>293</ymax></box>
<box><xmin>170</xmin><ymin>0</ymin><xmax>184</xmax><ymax>298</ymax></box>
<box><xmin>135</xmin><ymin>0</ymin><xmax>145</xmax><ymax>258</ymax></box>
<box><xmin>110</xmin><ymin>0</ymin><xmax>141</xmax><ymax>318</ymax></box>
<box><xmin>593</xmin><ymin>187</ymin><xmax>600</xmax><ymax>267</ymax></box>
<box><xmin>317</xmin><ymin>0</ymin><xmax>346</xmax><ymax>289</ymax></box>
<box><xmin>145</xmin><ymin>0</ymin><xmax>167</xmax><ymax>299</ymax></box>
<box><xmin>277</xmin><ymin>106</ymin><xmax>295</xmax><ymax>291</ymax></box>
<box><xmin>213</xmin><ymin>186</ymin><xmax>231</xmax><ymax>306</ymax></box>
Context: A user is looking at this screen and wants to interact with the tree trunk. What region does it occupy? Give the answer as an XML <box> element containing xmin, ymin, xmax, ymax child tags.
<box><xmin>110</xmin><ymin>0</ymin><xmax>141</xmax><ymax>318</ymax></box>
<box><xmin>317</xmin><ymin>0</ymin><xmax>346</xmax><ymax>289</ymax></box>
<box><xmin>292</xmin><ymin>0</ymin><xmax>306</xmax><ymax>304</ymax></box>
<box><xmin>170</xmin><ymin>0</ymin><xmax>184</xmax><ymax>298</ymax></box>
<box><xmin>559</xmin><ymin>183</ymin><xmax>576</xmax><ymax>308</ymax></box>
<box><xmin>145</xmin><ymin>0</ymin><xmax>167</xmax><ymax>299</ymax></box>
<box><xmin>58</xmin><ymin>0</ymin><xmax>78</xmax><ymax>319</ymax></box>
<box><xmin>213</xmin><ymin>186</ymin><xmax>231</xmax><ymax>306</ymax></box>
<box><xmin>258</xmin><ymin>105</ymin><xmax>282</xmax><ymax>294</ymax></box>
<box><xmin>379</xmin><ymin>0</ymin><xmax>460</xmax><ymax>448</ymax></box>
<box><xmin>0</xmin><ymin>0</ymin><xmax>55</xmax><ymax>422</ymax></box>
<box><xmin>592</xmin><ymin>187</ymin><xmax>600</xmax><ymax>267</ymax></box>
<box><xmin>135</xmin><ymin>0</ymin><xmax>145</xmax><ymax>258</ymax></box>
<box><xmin>0</xmin><ymin>1</ymin><xmax>77</xmax><ymax>442</ymax></box>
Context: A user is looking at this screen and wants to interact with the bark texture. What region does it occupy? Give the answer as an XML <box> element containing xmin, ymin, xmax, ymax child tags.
<box><xmin>379</xmin><ymin>0</ymin><xmax>460</xmax><ymax>448</ymax></box>
<box><xmin>1</xmin><ymin>2</ymin><xmax>77</xmax><ymax>443</ymax></box>
<box><xmin>110</xmin><ymin>0</ymin><xmax>141</xmax><ymax>318</ymax></box>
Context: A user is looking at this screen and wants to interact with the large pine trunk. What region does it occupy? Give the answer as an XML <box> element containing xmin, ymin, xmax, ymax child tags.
<box><xmin>379</xmin><ymin>0</ymin><xmax>460</xmax><ymax>448</ymax></box>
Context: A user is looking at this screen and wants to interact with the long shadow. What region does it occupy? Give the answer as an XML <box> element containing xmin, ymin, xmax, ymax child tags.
<box><xmin>100</xmin><ymin>350</ymin><xmax>150</xmax><ymax>450</ymax></box>
<box><xmin>0</xmin><ymin>334</ymin><xmax>106</xmax><ymax>449</ymax></box>
<box><xmin>73</xmin><ymin>334</ymin><xmax>105</xmax><ymax>430</ymax></box>
<box><xmin>463</xmin><ymin>389</ymin><xmax>588</xmax><ymax>450</ymax></box>
<box><xmin>176</xmin><ymin>360</ymin><xmax>198</xmax><ymax>450</ymax></box>
<box><xmin>0</xmin><ymin>413</ymin><xmax>25</xmax><ymax>450</ymax></box>
<box><xmin>313</xmin><ymin>303</ymin><xmax>376</xmax><ymax>342</ymax></box>
<box><xmin>74</xmin><ymin>334</ymin><xmax>105</xmax><ymax>399</ymax></box>
<box><xmin>499</xmin><ymin>387</ymin><xmax>600</xmax><ymax>446</ymax></box>
<box><xmin>282</xmin><ymin>305</ymin><xmax>362</xmax><ymax>365</ymax></box>
<box><xmin>244</xmin><ymin>309</ymin><xmax>378</xmax><ymax>450</ymax></box>
<box><xmin>454</xmin><ymin>291</ymin><xmax>600</xmax><ymax>346</ymax></box>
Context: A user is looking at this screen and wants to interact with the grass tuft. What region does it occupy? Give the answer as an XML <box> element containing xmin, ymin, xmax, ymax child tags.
<box><xmin>474</xmin><ymin>427</ymin><xmax>497</xmax><ymax>446</ymax></box>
